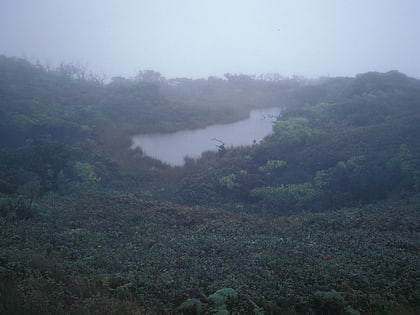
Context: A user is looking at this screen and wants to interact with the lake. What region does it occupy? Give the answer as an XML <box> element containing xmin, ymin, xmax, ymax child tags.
<box><xmin>131</xmin><ymin>107</ymin><xmax>281</xmax><ymax>166</ymax></box>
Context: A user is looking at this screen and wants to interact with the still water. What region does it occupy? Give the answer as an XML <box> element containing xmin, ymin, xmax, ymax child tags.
<box><xmin>131</xmin><ymin>107</ymin><xmax>281</xmax><ymax>166</ymax></box>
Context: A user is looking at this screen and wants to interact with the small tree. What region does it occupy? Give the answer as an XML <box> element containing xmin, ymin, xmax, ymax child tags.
<box><xmin>258</xmin><ymin>160</ymin><xmax>287</xmax><ymax>176</ymax></box>
<box><xmin>250</xmin><ymin>182</ymin><xmax>318</xmax><ymax>213</ymax></box>
<box><xmin>387</xmin><ymin>144</ymin><xmax>419</xmax><ymax>193</ymax></box>
<box><xmin>273</xmin><ymin>117</ymin><xmax>322</xmax><ymax>145</ymax></box>
<box><xmin>135</xmin><ymin>70</ymin><xmax>165</xmax><ymax>83</ymax></box>
<box><xmin>219</xmin><ymin>174</ymin><xmax>240</xmax><ymax>190</ymax></box>
<box><xmin>69</xmin><ymin>162</ymin><xmax>101</xmax><ymax>193</ymax></box>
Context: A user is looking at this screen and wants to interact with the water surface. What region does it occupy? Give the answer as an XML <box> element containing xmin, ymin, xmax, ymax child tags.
<box><xmin>131</xmin><ymin>107</ymin><xmax>281</xmax><ymax>166</ymax></box>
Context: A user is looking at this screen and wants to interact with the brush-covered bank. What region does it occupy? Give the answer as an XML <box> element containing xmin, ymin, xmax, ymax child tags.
<box><xmin>1</xmin><ymin>192</ymin><xmax>419</xmax><ymax>314</ymax></box>
<box><xmin>1</xmin><ymin>55</ymin><xmax>420</xmax><ymax>314</ymax></box>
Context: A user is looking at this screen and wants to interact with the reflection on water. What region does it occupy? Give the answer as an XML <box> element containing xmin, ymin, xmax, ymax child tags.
<box><xmin>131</xmin><ymin>107</ymin><xmax>281</xmax><ymax>166</ymax></box>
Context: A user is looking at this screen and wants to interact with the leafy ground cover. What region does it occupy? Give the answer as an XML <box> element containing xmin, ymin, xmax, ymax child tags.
<box><xmin>1</xmin><ymin>56</ymin><xmax>420</xmax><ymax>314</ymax></box>
<box><xmin>1</xmin><ymin>192</ymin><xmax>419</xmax><ymax>314</ymax></box>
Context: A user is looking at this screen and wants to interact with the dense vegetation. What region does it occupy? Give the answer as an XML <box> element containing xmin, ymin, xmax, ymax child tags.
<box><xmin>0</xmin><ymin>55</ymin><xmax>419</xmax><ymax>314</ymax></box>
<box><xmin>175</xmin><ymin>70</ymin><xmax>420</xmax><ymax>214</ymax></box>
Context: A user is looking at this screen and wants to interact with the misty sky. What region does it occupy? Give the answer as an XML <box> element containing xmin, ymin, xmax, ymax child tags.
<box><xmin>1</xmin><ymin>0</ymin><xmax>420</xmax><ymax>79</ymax></box>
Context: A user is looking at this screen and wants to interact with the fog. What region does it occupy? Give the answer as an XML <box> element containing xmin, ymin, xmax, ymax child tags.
<box><xmin>1</xmin><ymin>0</ymin><xmax>420</xmax><ymax>79</ymax></box>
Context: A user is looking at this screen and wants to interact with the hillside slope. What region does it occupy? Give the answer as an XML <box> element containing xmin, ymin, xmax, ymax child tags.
<box><xmin>1</xmin><ymin>192</ymin><xmax>419</xmax><ymax>314</ymax></box>
<box><xmin>0</xmin><ymin>56</ymin><xmax>420</xmax><ymax>313</ymax></box>
<box><xmin>175</xmin><ymin>71</ymin><xmax>420</xmax><ymax>214</ymax></box>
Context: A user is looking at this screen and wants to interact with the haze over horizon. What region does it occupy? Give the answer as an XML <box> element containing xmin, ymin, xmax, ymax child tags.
<box><xmin>1</xmin><ymin>0</ymin><xmax>420</xmax><ymax>80</ymax></box>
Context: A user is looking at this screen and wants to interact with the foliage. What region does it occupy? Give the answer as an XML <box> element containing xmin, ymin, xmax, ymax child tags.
<box><xmin>313</xmin><ymin>290</ymin><xmax>360</xmax><ymax>315</ymax></box>
<box><xmin>273</xmin><ymin>117</ymin><xmax>323</xmax><ymax>145</ymax></box>
<box><xmin>387</xmin><ymin>144</ymin><xmax>420</xmax><ymax>193</ymax></box>
<box><xmin>258</xmin><ymin>159</ymin><xmax>287</xmax><ymax>176</ymax></box>
<box><xmin>68</xmin><ymin>162</ymin><xmax>101</xmax><ymax>193</ymax></box>
<box><xmin>1</xmin><ymin>55</ymin><xmax>420</xmax><ymax>313</ymax></box>
<box><xmin>1</xmin><ymin>192</ymin><xmax>419</xmax><ymax>313</ymax></box>
<box><xmin>387</xmin><ymin>144</ymin><xmax>415</xmax><ymax>175</ymax></box>
<box><xmin>177</xmin><ymin>69</ymin><xmax>420</xmax><ymax>210</ymax></box>
<box><xmin>219</xmin><ymin>174</ymin><xmax>240</xmax><ymax>190</ymax></box>
<box><xmin>0</xmin><ymin>179</ymin><xmax>39</xmax><ymax>221</ymax></box>
<box><xmin>0</xmin><ymin>196</ymin><xmax>35</xmax><ymax>220</ymax></box>
<box><xmin>178</xmin><ymin>298</ymin><xmax>203</xmax><ymax>314</ymax></box>
<box><xmin>249</xmin><ymin>299</ymin><xmax>265</xmax><ymax>315</ymax></box>
<box><xmin>208</xmin><ymin>288</ymin><xmax>239</xmax><ymax>314</ymax></box>
<box><xmin>139</xmin><ymin>190</ymin><xmax>153</xmax><ymax>200</ymax></box>
<box><xmin>250</xmin><ymin>182</ymin><xmax>318</xmax><ymax>213</ymax></box>
<box><xmin>313</xmin><ymin>156</ymin><xmax>367</xmax><ymax>202</ymax></box>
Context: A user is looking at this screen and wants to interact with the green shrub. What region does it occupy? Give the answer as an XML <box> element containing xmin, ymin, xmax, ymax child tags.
<box><xmin>313</xmin><ymin>290</ymin><xmax>360</xmax><ymax>315</ymax></box>
<box><xmin>178</xmin><ymin>298</ymin><xmax>203</xmax><ymax>314</ymax></box>
<box><xmin>314</xmin><ymin>290</ymin><xmax>346</xmax><ymax>314</ymax></box>
<box><xmin>387</xmin><ymin>144</ymin><xmax>420</xmax><ymax>193</ymax></box>
<box><xmin>68</xmin><ymin>162</ymin><xmax>100</xmax><ymax>193</ymax></box>
<box><xmin>208</xmin><ymin>288</ymin><xmax>238</xmax><ymax>314</ymax></box>
<box><xmin>258</xmin><ymin>160</ymin><xmax>287</xmax><ymax>176</ymax></box>
<box><xmin>139</xmin><ymin>190</ymin><xmax>153</xmax><ymax>200</ymax></box>
<box><xmin>250</xmin><ymin>182</ymin><xmax>319</xmax><ymax>213</ymax></box>
<box><xmin>273</xmin><ymin>117</ymin><xmax>322</xmax><ymax>145</ymax></box>
<box><xmin>0</xmin><ymin>196</ymin><xmax>35</xmax><ymax>220</ymax></box>
<box><xmin>219</xmin><ymin>174</ymin><xmax>240</xmax><ymax>190</ymax></box>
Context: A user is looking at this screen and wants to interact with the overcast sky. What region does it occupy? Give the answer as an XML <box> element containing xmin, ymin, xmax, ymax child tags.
<box><xmin>1</xmin><ymin>0</ymin><xmax>420</xmax><ymax>79</ymax></box>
